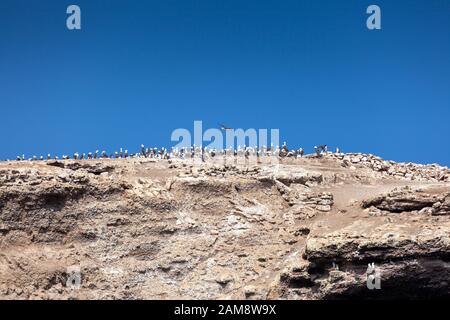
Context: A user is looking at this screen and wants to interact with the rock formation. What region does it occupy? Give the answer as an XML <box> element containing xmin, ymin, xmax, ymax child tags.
<box><xmin>0</xmin><ymin>153</ymin><xmax>449</xmax><ymax>299</ymax></box>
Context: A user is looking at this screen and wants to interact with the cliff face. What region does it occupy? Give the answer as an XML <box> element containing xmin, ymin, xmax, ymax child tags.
<box><xmin>0</xmin><ymin>154</ymin><xmax>449</xmax><ymax>299</ymax></box>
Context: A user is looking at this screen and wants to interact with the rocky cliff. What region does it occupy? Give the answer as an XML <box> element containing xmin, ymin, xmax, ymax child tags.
<box><xmin>0</xmin><ymin>153</ymin><xmax>449</xmax><ymax>299</ymax></box>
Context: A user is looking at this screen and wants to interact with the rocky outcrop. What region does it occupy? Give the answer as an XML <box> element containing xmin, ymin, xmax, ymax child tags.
<box><xmin>0</xmin><ymin>155</ymin><xmax>449</xmax><ymax>299</ymax></box>
<box><xmin>47</xmin><ymin>161</ymin><xmax>115</xmax><ymax>175</ymax></box>
<box><xmin>279</xmin><ymin>219</ymin><xmax>450</xmax><ymax>299</ymax></box>
<box><xmin>326</xmin><ymin>153</ymin><xmax>450</xmax><ymax>182</ymax></box>
<box><xmin>274</xmin><ymin>179</ymin><xmax>333</xmax><ymax>219</ymax></box>
<box><xmin>361</xmin><ymin>187</ymin><xmax>450</xmax><ymax>215</ymax></box>
<box><xmin>0</xmin><ymin>166</ymin><xmax>130</xmax><ymax>243</ymax></box>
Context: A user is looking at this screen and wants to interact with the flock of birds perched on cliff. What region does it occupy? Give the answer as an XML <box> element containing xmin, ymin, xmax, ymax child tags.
<box><xmin>11</xmin><ymin>144</ymin><xmax>338</xmax><ymax>162</ymax></box>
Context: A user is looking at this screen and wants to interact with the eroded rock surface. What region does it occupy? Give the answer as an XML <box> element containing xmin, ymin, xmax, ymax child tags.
<box><xmin>0</xmin><ymin>154</ymin><xmax>449</xmax><ymax>299</ymax></box>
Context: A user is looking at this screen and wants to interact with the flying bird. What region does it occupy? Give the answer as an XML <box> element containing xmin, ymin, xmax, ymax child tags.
<box><xmin>219</xmin><ymin>123</ymin><xmax>232</xmax><ymax>131</ymax></box>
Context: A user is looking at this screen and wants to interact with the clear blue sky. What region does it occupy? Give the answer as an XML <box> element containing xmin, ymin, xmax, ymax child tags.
<box><xmin>1</xmin><ymin>0</ymin><xmax>449</xmax><ymax>165</ymax></box>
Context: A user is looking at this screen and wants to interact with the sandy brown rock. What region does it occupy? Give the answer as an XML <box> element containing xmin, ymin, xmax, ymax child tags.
<box><xmin>0</xmin><ymin>154</ymin><xmax>449</xmax><ymax>299</ymax></box>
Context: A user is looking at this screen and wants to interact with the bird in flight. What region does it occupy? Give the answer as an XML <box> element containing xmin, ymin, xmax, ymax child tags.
<box><xmin>219</xmin><ymin>123</ymin><xmax>233</xmax><ymax>131</ymax></box>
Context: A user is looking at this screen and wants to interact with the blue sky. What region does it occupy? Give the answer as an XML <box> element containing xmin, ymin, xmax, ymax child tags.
<box><xmin>0</xmin><ymin>0</ymin><xmax>449</xmax><ymax>165</ymax></box>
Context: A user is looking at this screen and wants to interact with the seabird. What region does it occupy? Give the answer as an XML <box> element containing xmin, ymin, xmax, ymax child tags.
<box><xmin>219</xmin><ymin>123</ymin><xmax>232</xmax><ymax>131</ymax></box>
